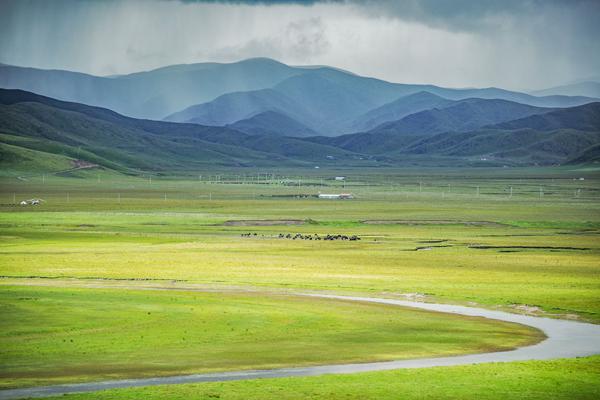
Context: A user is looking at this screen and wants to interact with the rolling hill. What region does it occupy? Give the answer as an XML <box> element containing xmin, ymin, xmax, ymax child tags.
<box><xmin>399</xmin><ymin>128</ymin><xmax>600</xmax><ymax>165</ymax></box>
<box><xmin>490</xmin><ymin>102</ymin><xmax>600</xmax><ymax>132</ymax></box>
<box><xmin>2</xmin><ymin>89</ymin><xmax>599</xmax><ymax>171</ymax></box>
<box><xmin>163</xmin><ymin>88</ymin><xmax>313</xmax><ymax>128</ymax></box>
<box><xmin>566</xmin><ymin>143</ymin><xmax>600</xmax><ymax>164</ymax></box>
<box><xmin>308</xmin><ymin>98</ymin><xmax>554</xmax><ymax>154</ymax></box>
<box><xmin>368</xmin><ymin>98</ymin><xmax>553</xmax><ymax>136</ymax></box>
<box><xmin>0</xmin><ymin>89</ymin><xmax>368</xmax><ymax>173</ymax></box>
<box><xmin>304</xmin><ymin>102</ymin><xmax>600</xmax><ymax>165</ymax></box>
<box><xmin>390</xmin><ymin>103</ymin><xmax>600</xmax><ymax>164</ymax></box>
<box><xmin>227</xmin><ymin>111</ymin><xmax>317</xmax><ymax>138</ymax></box>
<box><xmin>347</xmin><ymin>91</ymin><xmax>455</xmax><ymax>133</ymax></box>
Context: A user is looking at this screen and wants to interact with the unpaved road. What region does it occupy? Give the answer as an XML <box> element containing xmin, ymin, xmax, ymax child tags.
<box><xmin>1</xmin><ymin>293</ymin><xmax>600</xmax><ymax>399</ymax></box>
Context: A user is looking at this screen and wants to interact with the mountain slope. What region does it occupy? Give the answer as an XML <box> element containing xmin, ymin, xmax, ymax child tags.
<box><xmin>399</xmin><ymin>128</ymin><xmax>600</xmax><ymax>165</ymax></box>
<box><xmin>0</xmin><ymin>101</ymin><xmax>275</xmax><ymax>171</ymax></box>
<box><xmin>566</xmin><ymin>143</ymin><xmax>600</xmax><ymax>164</ymax></box>
<box><xmin>347</xmin><ymin>91</ymin><xmax>455</xmax><ymax>133</ymax></box>
<box><xmin>227</xmin><ymin>111</ymin><xmax>317</xmax><ymax>138</ymax></box>
<box><xmin>2</xmin><ymin>89</ymin><xmax>598</xmax><ymax>170</ymax></box>
<box><xmin>305</xmin><ymin>98</ymin><xmax>552</xmax><ymax>154</ymax></box>
<box><xmin>304</xmin><ymin>101</ymin><xmax>600</xmax><ymax>165</ymax></box>
<box><xmin>491</xmin><ymin>102</ymin><xmax>600</xmax><ymax>132</ymax></box>
<box><xmin>272</xmin><ymin>73</ymin><xmax>384</xmax><ymax>133</ymax></box>
<box><xmin>368</xmin><ymin>98</ymin><xmax>553</xmax><ymax>136</ymax></box>
<box><xmin>0</xmin><ymin>89</ymin><xmax>367</xmax><ymax>171</ymax></box>
<box><xmin>393</xmin><ymin>103</ymin><xmax>600</xmax><ymax>164</ymax></box>
<box><xmin>164</xmin><ymin>72</ymin><xmax>390</xmax><ymax>135</ymax></box>
<box><xmin>163</xmin><ymin>88</ymin><xmax>313</xmax><ymax>128</ymax></box>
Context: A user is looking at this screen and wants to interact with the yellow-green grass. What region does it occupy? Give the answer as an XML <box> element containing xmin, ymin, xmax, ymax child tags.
<box><xmin>0</xmin><ymin>168</ymin><xmax>599</xmax><ymax>398</ymax></box>
<box><xmin>50</xmin><ymin>356</ymin><xmax>600</xmax><ymax>400</ymax></box>
<box><xmin>0</xmin><ymin>285</ymin><xmax>542</xmax><ymax>389</ymax></box>
<box><xmin>1</xmin><ymin>220</ymin><xmax>599</xmax><ymax>321</ymax></box>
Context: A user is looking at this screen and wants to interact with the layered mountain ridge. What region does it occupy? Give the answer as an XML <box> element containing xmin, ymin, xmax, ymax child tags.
<box><xmin>1</xmin><ymin>88</ymin><xmax>599</xmax><ymax>172</ymax></box>
<box><xmin>1</xmin><ymin>58</ymin><xmax>599</xmax><ymax>171</ymax></box>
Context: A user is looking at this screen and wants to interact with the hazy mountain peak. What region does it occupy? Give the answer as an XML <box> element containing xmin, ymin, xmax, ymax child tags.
<box><xmin>227</xmin><ymin>110</ymin><xmax>317</xmax><ymax>138</ymax></box>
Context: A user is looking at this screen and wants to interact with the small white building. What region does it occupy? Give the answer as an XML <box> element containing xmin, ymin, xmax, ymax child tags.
<box><xmin>334</xmin><ymin>176</ymin><xmax>346</xmax><ymax>181</ymax></box>
<box><xmin>318</xmin><ymin>193</ymin><xmax>353</xmax><ymax>200</ymax></box>
<box><xmin>20</xmin><ymin>199</ymin><xmax>42</xmax><ymax>206</ymax></box>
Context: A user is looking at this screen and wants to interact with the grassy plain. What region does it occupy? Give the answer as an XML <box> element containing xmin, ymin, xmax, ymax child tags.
<box><xmin>0</xmin><ymin>285</ymin><xmax>541</xmax><ymax>389</ymax></box>
<box><xmin>54</xmin><ymin>356</ymin><xmax>600</xmax><ymax>400</ymax></box>
<box><xmin>0</xmin><ymin>165</ymin><xmax>599</xmax><ymax>397</ymax></box>
<box><xmin>1</xmin><ymin>167</ymin><xmax>599</xmax><ymax>321</ymax></box>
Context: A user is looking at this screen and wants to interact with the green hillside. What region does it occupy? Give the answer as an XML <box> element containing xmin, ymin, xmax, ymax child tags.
<box><xmin>0</xmin><ymin>89</ymin><xmax>374</xmax><ymax>174</ymax></box>
<box><xmin>2</xmin><ymin>89</ymin><xmax>599</xmax><ymax>174</ymax></box>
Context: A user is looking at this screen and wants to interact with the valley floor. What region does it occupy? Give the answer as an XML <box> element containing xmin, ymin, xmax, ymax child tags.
<box><xmin>1</xmin><ymin>166</ymin><xmax>599</xmax><ymax>398</ymax></box>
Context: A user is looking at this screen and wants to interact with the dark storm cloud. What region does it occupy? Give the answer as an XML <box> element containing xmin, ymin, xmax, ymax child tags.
<box><xmin>177</xmin><ymin>0</ymin><xmax>600</xmax><ymax>32</ymax></box>
<box><xmin>175</xmin><ymin>0</ymin><xmax>333</xmax><ymax>4</ymax></box>
<box><xmin>1</xmin><ymin>0</ymin><xmax>599</xmax><ymax>90</ymax></box>
<box><xmin>351</xmin><ymin>1</ymin><xmax>582</xmax><ymax>30</ymax></box>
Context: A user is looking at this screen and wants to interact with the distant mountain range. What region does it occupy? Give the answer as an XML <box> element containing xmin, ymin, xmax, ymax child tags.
<box><xmin>1</xmin><ymin>58</ymin><xmax>598</xmax><ymax>137</ymax></box>
<box><xmin>1</xmin><ymin>89</ymin><xmax>599</xmax><ymax>172</ymax></box>
<box><xmin>531</xmin><ymin>81</ymin><xmax>600</xmax><ymax>98</ymax></box>
<box><xmin>1</xmin><ymin>58</ymin><xmax>599</xmax><ymax>170</ymax></box>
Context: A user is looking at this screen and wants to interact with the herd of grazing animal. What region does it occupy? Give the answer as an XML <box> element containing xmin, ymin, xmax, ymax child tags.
<box><xmin>240</xmin><ymin>232</ymin><xmax>361</xmax><ymax>241</ymax></box>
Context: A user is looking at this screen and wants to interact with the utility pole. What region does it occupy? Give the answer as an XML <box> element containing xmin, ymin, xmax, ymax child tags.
<box><xmin>539</xmin><ymin>186</ymin><xmax>543</xmax><ymax>199</ymax></box>
<box><xmin>509</xmin><ymin>186</ymin><xmax>513</xmax><ymax>198</ymax></box>
<box><xmin>13</xmin><ymin>193</ymin><xmax>16</xmax><ymax>204</ymax></box>
<box><xmin>42</xmin><ymin>174</ymin><xmax>45</xmax><ymax>184</ymax></box>
<box><xmin>476</xmin><ymin>186</ymin><xmax>480</xmax><ymax>198</ymax></box>
<box><xmin>419</xmin><ymin>181</ymin><xmax>422</xmax><ymax>193</ymax></box>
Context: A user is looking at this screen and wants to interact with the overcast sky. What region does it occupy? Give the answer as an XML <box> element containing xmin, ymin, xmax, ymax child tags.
<box><xmin>1</xmin><ymin>0</ymin><xmax>599</xmax><ymax>91</ymax></box>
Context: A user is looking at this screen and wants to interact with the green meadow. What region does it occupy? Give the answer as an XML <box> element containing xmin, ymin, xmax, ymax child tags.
<box><xmin>56</xmin><ymin>356</ymin><xmax>600</xmax><ymax>400</ymax></box>
<box><xmin>1</xmin><ymin>166</ymin><xmax>599</xmax><ymax>397</ymax></box>
<box><xmin>0</xmin><ymin>286</ymin><xmax>541</xmax><ymax>389</ymax></box>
